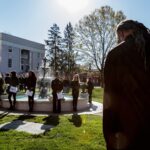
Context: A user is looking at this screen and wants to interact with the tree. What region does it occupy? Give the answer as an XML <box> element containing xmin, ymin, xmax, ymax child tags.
<box><xmin>75</xmin><ymin>6</ymin><xmax>126</xmax><ymax>86</ymax></box>
<box><xmin>45</xmin><ymin>23</ymin><xmax>63</xmax><ymax>74</ymax></box>
<box><xmin>63</xmin><ymin>22</ymin><xmax>76</xmax><ymax>77</ymax></box>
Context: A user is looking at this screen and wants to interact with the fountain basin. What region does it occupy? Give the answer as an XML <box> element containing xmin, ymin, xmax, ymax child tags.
<box><xmin>1</xmin><ymin>93</ymin><xmax>89</xmax><ymax>112</ymax></box>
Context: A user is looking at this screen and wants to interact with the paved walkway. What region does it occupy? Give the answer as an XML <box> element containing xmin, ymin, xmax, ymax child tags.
<box><xmin>0</xmin><ymin>102</ymin><xmax>103</xmax><ymax>134</ymax></box>
<box><xmin>0</xmin><ymin>101</ymin><xmax>103</xmax><ymax>116</ymax></box>
<box><xmin>0</xmin><ymin>120</ymin><xmax>53</xmax><ymax>134</ymax></box>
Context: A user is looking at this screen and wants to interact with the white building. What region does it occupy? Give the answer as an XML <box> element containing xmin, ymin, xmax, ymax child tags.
<box><xmin>0</xmin><ymin>33</ymin><xmax>45</xmax><ymax>74</ymax></box>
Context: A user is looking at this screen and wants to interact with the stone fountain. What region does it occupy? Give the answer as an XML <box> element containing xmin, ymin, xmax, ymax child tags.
<box><xmin>0</xmin><ymin>58</ymin><xmax>90</xmax><ymax>112</ymax></box>
<box><xmin>38</xmin><ymin>57</ymin><xmax>53</xmax><ymax>98</ymax></box>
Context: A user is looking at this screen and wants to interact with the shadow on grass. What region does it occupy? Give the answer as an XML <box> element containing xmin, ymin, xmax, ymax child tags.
<box><xmin>0</xmin><ymin>114</ymin><xmax>36</xmax><ymax>132</ymax></box>
<box><xmin>15</xmin><ymin>115</ymin><xmax>36</xmax><ymax>121</ymax></box>
<box><xmin>91</xmin><ymin>104</ymin><xmax>98</xmax><ymax>111</ymax></box>
<box><xmin>0</xmin><ymin>111</ymin><xmax>9</xmax><ymax>119</ymax></box>
<box><xmin>68</xmin><ymin>113</ymin><xmax>82</xmax><ymax>127</ymax></box>
<box><xmin>42</xmin><ymin>115</ymin><xmax>60</xmax><ymax>126</ymax></box>
<box><xmin>0</xmin><ymin>120</ymin><xmax>25</xmax><ymax>131</ymax></box>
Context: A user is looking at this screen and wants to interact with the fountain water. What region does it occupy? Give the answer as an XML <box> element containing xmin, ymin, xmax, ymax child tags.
<box><xmin>37</xmin><ymin>57</ymin><xmax>53</xmax><ymax>98</ymax></box>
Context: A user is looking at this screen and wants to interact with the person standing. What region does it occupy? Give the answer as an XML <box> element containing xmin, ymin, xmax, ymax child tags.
<box><xmin>8</xmin><ymin>71</ymin><xmax>19</xmax><ymax>110</ymax></box>
<box><xmin>103</xmin><ymin>20</ymin><xmax>150</xmax><ymax>150</ymax></box>
<box><xmin>71</xmin><ymin>74</ymin><xmax>80</xmax><ymax>111</ymax></box>
<box><xmin>51</xmin><ymin>72</ymin><xmax>63</xmax><ymax>113</ymax></box>
<box><xmin>86</xmin><ymin>77</ymin><xmax>94</xmax><ymax>104</ymax></box>
<box><xmin>26</xmin><ymin>71</ymin><xmax>37</xmax><ymax>112</ymax></box>
<box><xmin>0</xmin><ymin>73</ymin><xmax>4</xmax><ymax>107</ymax></box>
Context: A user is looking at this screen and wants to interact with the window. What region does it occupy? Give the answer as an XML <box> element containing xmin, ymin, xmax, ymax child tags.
<box><xmin>8</xmin><ymin>59</ymin><xmax>12</xmax><ymax>68</ymax></box>
<box><xmin>37</xmin><ymin>53</ymin><xmax>40</xmax><ymax>58</ymax></box>
<box><xmin>8</xmin><ymin>47</ymin><xmax>12</xmax><ymax>52</ymax></box>
<box><xmin>21</xmin><ymin>65</ymin><xmax>24</xmax><ymax>71</ymax></box>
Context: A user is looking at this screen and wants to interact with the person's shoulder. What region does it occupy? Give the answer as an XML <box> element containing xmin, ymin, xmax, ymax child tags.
<box><xmin>108</xmin><ymin>38</ymin><xmax>135</xmax><ymax>58</ymax></box>
<box><xmin>107</xmin><ymin>41</ymin><xmax>133</xmax><ymax>64</ymax></box>
<box><xmin>108</xmin><ymin>41</ymin><xmax>126</xmax><ymax>57</ymax></box>
<box><xmin>52</xmin><ymin>79</ymin><xmax>56</xmax><ymax>82</ymax></box>
<box><xmin>58</xmin><ymin>79</ymin><xmax>63</xmax><ymax>83</ymax></box>
<box><xmin>52</xmin><ymin>78</ymin><xmax>61</xmax><ymax>83</ymax></box>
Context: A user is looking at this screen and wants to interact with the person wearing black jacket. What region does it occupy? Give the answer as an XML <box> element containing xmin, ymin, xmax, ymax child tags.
<box><xmin>87</xmin><ymin>77</ymin><xmax>94</xmax><ymax>104</ymax></box>
<box><xmin>0</xmin><ymin>73</ymin><xmax>4</xmax><ymax>106</ymax></box>
<box><xmin>51</xmin><ymin>72</ymin><xmax>63</xmax><ymax>113</ymax></box>
<box><xmin>26</xmin><ymin>71</ymin><xmax>37</xmax><ymax>112</ymax></box>
<box><xmin>103</xmin><ymin>20</ymin><xmax>150</xmax><ymax>150</ymax></box>
<box><xmin>8</xmin><ymin>71</ymin><xmax>19</xmax><ymax>110</ymax></box>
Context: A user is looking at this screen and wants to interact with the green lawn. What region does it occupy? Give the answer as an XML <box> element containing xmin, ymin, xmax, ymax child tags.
<box><xmin>0</xmin><ymin>87</ymin><xmax>105</xmax><ymax>150</ymax></box>
<box><xmin>0</xmin><ymin>114</ymin><xmax>106</xmax><ymax>150</ymax></box>
<box><xmin>92</xmin><ymin>87</ymin><xmax>103</xmax><ymax>103</ymax></box>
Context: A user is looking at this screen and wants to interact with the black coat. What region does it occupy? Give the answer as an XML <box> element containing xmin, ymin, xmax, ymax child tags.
<box><xmin>51</xmin><ymin>78</ymin><xmax>63</xmax><ymax>93</ymax></box>
<box><xmin>0</xmin><ymin>78</ymin><xmax>4</xmax><ymax>94</ymax></box>
<box><xmin>9</xmin><ymin>76</ymin><xmax>19</xmax><ymax>87</ymax></box>
<box><xmin>26</xmin><ymin>77</ymin><xmax>37</xmax><ymax>90</ymax></box>
<box><xmin>87</xmin><ymin>81</ymin><xmax>94</xmax><ymax>93</ymax></box>
<box><xmin>103</xmin><ymin>37</ymin><xmax>150</xmax><ymax>150</ymax></box>
<box><xmin>71</xmin><ymin>81</ymin><xmax>80</xmax><ymax>96</ymax></box>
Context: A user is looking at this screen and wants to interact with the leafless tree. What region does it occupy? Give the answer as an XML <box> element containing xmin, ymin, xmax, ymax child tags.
<box><xmin>75</xmin><ymin>6</ymin><xmax>126</xmax><ymax>86</ymax></box>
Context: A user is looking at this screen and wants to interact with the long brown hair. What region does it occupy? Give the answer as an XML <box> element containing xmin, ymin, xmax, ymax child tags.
<box><xmin>28</xmin><ymin>71</ymin><xmax>37</xmax><ymax>81</ymax></box>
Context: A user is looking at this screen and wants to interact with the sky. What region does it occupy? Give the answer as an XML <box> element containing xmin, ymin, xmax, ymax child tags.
<box><xmin>0</xmin><ymin>0</ymin><xmax>150</xmax><ymax>44</ymax></box>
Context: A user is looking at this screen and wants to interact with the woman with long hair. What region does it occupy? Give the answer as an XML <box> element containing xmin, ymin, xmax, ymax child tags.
<box><xmin>71</xmin><ymin>74</ymin><xmax>80</xmax><ymax>111</ymax></box>
<box><xmin>103</xmin><ymin>20</ymin><xmax>150</xmax><ymax>150</ymax></box>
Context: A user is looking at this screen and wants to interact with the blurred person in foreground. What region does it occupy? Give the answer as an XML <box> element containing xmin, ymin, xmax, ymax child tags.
<box><xmin>103</xmin><ymin>20</ymin><xmax>150</xmax><ymax>150</ymax></box>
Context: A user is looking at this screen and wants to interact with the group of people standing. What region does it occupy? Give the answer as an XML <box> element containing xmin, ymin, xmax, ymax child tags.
<box><xmin>0</xmin><ymin>71</ymin><xmax>94</xmax><ymax>113</ymax></box>
<box><xmin>51</xmin><ymin>72</ymin><xmax>94</xmax><ymax>113</ymax></box>
<box><xmin>0</xmin><ymin>71</ymin><xmax>37</xmax><ymax>112</ymax></box>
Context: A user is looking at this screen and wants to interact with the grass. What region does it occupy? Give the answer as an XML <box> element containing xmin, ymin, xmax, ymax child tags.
<box><xmin>92</xmin><ymin>87</ymin><xmax>103</xmax><ymax>103</ymax></box>
<box><xmin>0</xmin><ymin>114</ymin><xmax>106</xmax><ymax>150</ymax></box>
<box><xmin>0</xmin><ymin>87</ymin><xmax>105</xmax><ymax>150</ymax></box>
